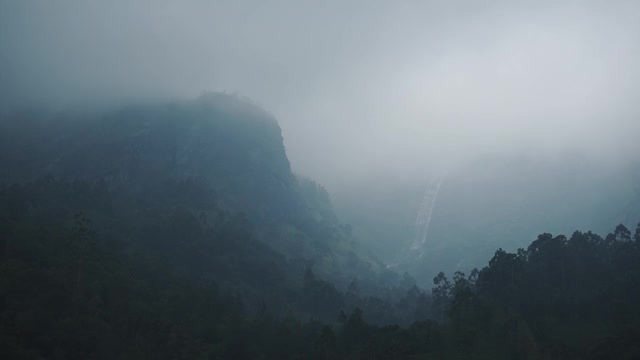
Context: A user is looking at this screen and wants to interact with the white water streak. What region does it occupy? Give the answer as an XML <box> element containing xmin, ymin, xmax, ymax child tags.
<box><xmin>411</xmin><ymin>173</ymin><xmax>445</xmax><ymax>255</ymax></box>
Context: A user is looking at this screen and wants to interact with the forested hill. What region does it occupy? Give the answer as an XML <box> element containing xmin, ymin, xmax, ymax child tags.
<box><xmin>2</xmin><ymin>94</ymin><xmax>640</xmax><ymax>359</ymax></box>
<box><xmin>0</xmin><ymin>93</ymin><xmax>298</xmax><ymax>221</ymax></box>
<box><xmin>3</xmin><ymin>185</ymin><xmax>640</xmax><ymax>358</ymax></box>
<box><xmin>0</xmin><ymin>94</ymin><xmax>403</xmax><ymax>316</ymax></box>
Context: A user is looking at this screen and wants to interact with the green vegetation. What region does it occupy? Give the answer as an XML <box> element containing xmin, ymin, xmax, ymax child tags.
<box><xmin>3</xmin><ymin>182</ymin><xmax>640</xmax><ymax>358</ymax></box>
<box><xmin>2</xmin><ymin>94</ymin><xmax>640</xmax><ymax>359</ymax></box>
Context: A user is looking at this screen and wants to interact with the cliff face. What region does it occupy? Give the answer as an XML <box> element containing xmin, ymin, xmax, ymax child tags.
<box><xmin>0</xmin><ymin>93</ymin><xmax>386</xmax><ymax>299</ymax></box>
<box><xmin>1</xmin><ymin>93</ymin><xmax>302</xmax><ymax>222</ymax></box>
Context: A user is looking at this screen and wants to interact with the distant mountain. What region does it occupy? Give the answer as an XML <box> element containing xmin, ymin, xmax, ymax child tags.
<box><xmin>333</xmin><ymin>153</ymin><xmax>640</xmax><ymax>286</ymax></box>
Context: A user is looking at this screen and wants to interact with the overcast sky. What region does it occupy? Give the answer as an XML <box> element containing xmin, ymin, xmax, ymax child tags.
<box><xmin>1</xmin><ymin>0</ymin><xmax>639</xmax><ymax>187</ymax></box>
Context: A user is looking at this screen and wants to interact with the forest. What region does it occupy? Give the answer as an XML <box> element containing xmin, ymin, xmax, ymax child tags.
<box><xmin>1</xmin><ymin>95</ymin><xmax>640</xmax><ymax>359</ymax></box>
<box><xmin>2</xmin><ymin>1</ymin><xmax>640</xmax><ymax>358</ymax></box>
<box><xmin>2</xmin><ymin>178</ymin><xmax>640</xmax><ymax>359</ymax></box>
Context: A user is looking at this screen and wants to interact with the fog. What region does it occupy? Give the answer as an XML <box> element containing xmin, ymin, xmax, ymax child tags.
<box><xmin>4</xmin><ymin>4</ymin><xmax>640</xmax><ymax>353</ymax></box>
<box><xmin>2</xmin><ymin>0</ymin><xmax>640</xmax><ymax>187</ymax></box>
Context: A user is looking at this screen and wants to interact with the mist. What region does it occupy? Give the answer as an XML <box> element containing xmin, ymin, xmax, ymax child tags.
<box><xmin>2</xmin><ymin>0</ymin><xmax>639</xmax><ymax>189</ymax></box>
<box><xmin>3</xmin><ymin>1</ymin><xmax>640</xmax><ymax>357</ymax></box>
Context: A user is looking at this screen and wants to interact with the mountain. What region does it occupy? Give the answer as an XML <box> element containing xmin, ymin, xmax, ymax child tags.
<box><xmin>0</xmin><ymin>93</ymin><xmax>393</xmax><ymax>316</ymax></box>
<box><xmin>3</xmin><ymin>94</ymin><xmax>640</xmax><ymax>359</ymax></box>
<box><xmin>1</xmin><ymin>94</ymin><xmax>298</xmax><ymax>220</ymax></box>
<box><xmin>333</xmin><ymin>153</ymin><xmax>640</xmax><ymax>285</ymax></box>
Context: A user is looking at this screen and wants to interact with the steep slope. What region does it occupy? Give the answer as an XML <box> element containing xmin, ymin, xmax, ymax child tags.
<box><xmin>1</xmin><ymin>94</ymin><xmax>299</xmax><ymax>221</ymax></box>
<box><xmin>0</xmin><ymin>93</ymin><xmax>387</xmax><ymax>312</ymax></box>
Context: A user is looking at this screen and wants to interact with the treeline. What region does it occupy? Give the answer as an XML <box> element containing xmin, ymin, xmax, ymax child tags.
<box><xmin>0</xmin><ymin>202</ymin><xmax>442</xmax><ymax>359</ymax></box>
<box><xmin>0</xmin><ymin>177</ymin><xmax>435</xmax><ymax>359</ymax></box>
<box><xmin>2</xmin><ymin>177</ymin><xmax>640</xmax><ymax>359</ymax></box>
<box><xmin>0</xmin><ymin>177</ymin><xmax>429</xmax><ymax>318</ymax></box>
<box><xmin>438</xmin><ymin>224</ymin><xmax>640</xmax><ymax>359</ymax></box>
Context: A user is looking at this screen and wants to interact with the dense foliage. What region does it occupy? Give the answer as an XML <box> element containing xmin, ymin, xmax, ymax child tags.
<box><xmin>0</xmin><ymin>94</ymin><xmax>403</xmax><ymax>296</ymax></box>
<box><xmin>3</xmin><ymin>182</ymin><xmax>640</xmax><ymax>359</ymax></box>
<box><xmin>2</xmin><ymin>95</ymin><xmax>640</xmax><ymax>359</ymax></box>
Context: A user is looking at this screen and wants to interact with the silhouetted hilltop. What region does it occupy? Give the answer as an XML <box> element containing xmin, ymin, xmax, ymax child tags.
<box><xmin>0</xmin><ymin>93</ymin><xmax>394</xmax><ymax>313</ymax></box>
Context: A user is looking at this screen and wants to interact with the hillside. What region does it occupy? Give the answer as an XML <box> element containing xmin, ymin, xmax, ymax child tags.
<box><xmin>2</xmin><ymin>95</ymin><xmax>640</xmax><ymax>359</ymax></box>
<box><xmin>0</xmin><ymin>93</ymin><xmax>395</xmax><ymax>315</ymax></box>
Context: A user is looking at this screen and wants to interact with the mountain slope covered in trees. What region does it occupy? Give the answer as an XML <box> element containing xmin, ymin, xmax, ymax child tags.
<box><xmin>3</xmin><ymin>184</ymin><xmax>640</xmax><ymax>359</ymax></box>
<box><xmin>2</xmin><ymin>94</ymin><xmax>640</xmax><ymax>359</ymax></box>
<box><xmin>0</xmin><ymin>94</ymin><xmax>416</xmax><ymax>319</ymax></box>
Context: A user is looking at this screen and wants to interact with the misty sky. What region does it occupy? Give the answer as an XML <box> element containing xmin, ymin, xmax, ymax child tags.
<box><xmin>2</xmin><ymin>0</ymin><xmax>639</xmax><ymax>187</ymax></box>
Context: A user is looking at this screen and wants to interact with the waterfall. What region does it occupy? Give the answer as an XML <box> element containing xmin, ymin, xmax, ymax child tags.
<box><xmin>410</xmin><ymin>173</ymin><xmax>446</xmax><ymax>257</ymax></box>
